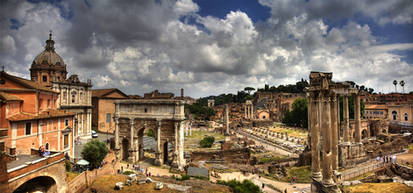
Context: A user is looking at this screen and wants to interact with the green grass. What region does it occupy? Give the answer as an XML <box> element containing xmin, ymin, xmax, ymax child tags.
<box><xmin>280</xmin><ymin>166</ymin><xmax>311</xmax><ymax>183</ymax></box>
<box><xmin>184</xmin><ymin>130</ymin><xmax>225</xmax><ymax>152</ymax></box>
<box><xmin>408</xmin><ymin>144</ymin><xmax>413</xmax><ymax>153</ymax></box>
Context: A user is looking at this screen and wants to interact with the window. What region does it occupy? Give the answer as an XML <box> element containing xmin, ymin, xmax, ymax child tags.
<box><xmin>392</xmin><ymin>111</ymin><xmax>397</xmax><ymax>120</ymax></box>
<box><xmin>47</xmin><ymin>99</ymin><xmax>50</xmax><ymax>108</ymax></box>
<box><xmin>45</xmin><ymin>143</ymin><xmax>49</xmax><ymax>150</ymax></box>
<box><xmin>65</xmin><ymin>119</ymin><xmax>69</xmax><ymax>126</ymax></box>
<box><xmin>0</xmin><ymin>142</ymin><xmax>4</xmax><ymax>152</ymax></box>
<box><xmin>57</xmin><ymin>76</ymin><xmax>60</xmax><ymax>81</ymax></box>
<box><xmin>405</xmin><ymin>113</ymin><xmax>408</xmax><ymax>121</ymax></box>
<box><xmin>25</xmin><ymin>122</ymin><xmax>31</xmax><ymax>135</ymax></box>
<box><xmin>64</xmin><ymin>134</ymin><xmax>69</xmax><ymax>148</ymax></box>
<box><xmin>106</xmin><ymin>113</ymin><xmax>111</xmax><ymax>123</ymax></box>
<box><xmin>42</xmin><ymin>75</ymin><xmax>47</xmax><ymax>82</ymax></box>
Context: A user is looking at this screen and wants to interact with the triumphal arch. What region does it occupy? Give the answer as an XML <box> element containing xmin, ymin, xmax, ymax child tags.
<box><xmin>114</xmin><ymin>99</ymin><xmax>186</xmax><ymax>170</ymax></box>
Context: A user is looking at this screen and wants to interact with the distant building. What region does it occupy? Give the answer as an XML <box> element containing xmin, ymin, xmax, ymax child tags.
<box><xmin>0</xmin><ymin>71</ymin><xmax>75</xmax><ymax>157</ymax></box>
<box><xmin>255</xmin><ymin>91</ymin><xmax>305</xmax><ymax>121</ymax></box>
<box><xmin>29</xmin><ymin>32</ymin><xmax>92</xmax><ymax>140</ymax></box>
<box><xmin>92</xmin><ymin>88</ymin><xmax>129</xmax><ymax>133</ymax></box>
<box><xmin>144</xmin><ymin>90</ymin><xmax>174</xmax><ymax>99</ymax></box>
<box><xmin>364</xmin><ymin>104</ymin><xmax>388</xmax><ymax>119</ymax></box>
<box><xmin>388</xmin><ymin>102</ymin><xmax>413</xmax><ymax>128</ymax></box>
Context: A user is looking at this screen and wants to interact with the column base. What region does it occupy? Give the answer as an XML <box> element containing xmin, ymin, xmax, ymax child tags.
<box><xmin>312</xmin><ymin>172</ymin><xmax>322</xmax><ymax>181</ymax></box>
<box><xmin>322</xmin><ymin>178</ymin><xmax>335</xmax><ymax>186</ymax></box>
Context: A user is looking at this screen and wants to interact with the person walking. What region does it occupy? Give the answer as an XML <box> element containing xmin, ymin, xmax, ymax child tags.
<box><xmin>262</xmin><ymin>183</ymin><xmax>265</xmax><ymax>189</ymax></box>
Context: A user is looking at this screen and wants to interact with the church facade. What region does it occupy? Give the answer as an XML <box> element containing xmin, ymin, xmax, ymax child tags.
<box><xmin>30</xmin><ymin>33</ymin><xmax>92</xmax><ymax>140</ymax></box>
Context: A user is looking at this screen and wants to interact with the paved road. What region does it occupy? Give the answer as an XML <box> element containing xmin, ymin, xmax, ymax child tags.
<box><xmin>74</xmin><ymin>132</ymin><xmax>114</xmax><ymax>158</ymax></box>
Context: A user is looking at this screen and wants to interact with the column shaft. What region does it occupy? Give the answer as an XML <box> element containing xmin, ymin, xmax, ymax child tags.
<box><xmin>354</xmin><ymin>95</ymin><xmax>361</xmax><ymax>143</ymax></box>
<box><xmin>115</xmin><ymin>118</ymin><xmax>119</xmax><ymax>150</ymax></box>
<box><xmin>343</xmin><ymin>96</ymin><xmax>350</xmax><ymax>142</ymax></box>
<box><xmin>310</xmin><ymin>94</ymin><xmax>321</xmax><ymax>180</ymax></box>
<box><xmin>321</xmin><ymin>94</ymin><xmax>334</xmax><ymax>185</ymax></box>
<box><xmin>330</xmin><ymin>95</ymin><xmax>339</xmax><ymax>171</ymax></box>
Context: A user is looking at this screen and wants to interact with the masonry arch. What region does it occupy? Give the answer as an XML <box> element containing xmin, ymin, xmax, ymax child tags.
<box><xmin>121</xmin><ymin>138</ymin><xmax>129</xmax><ymax>161</ymax></box>
<box><xmin>13</xmin><ymin>176</ymin><xmax>56</xmax><ymax>193</ymax></box>
<box><xmin>361</xmin><ymin>129</ymin><xmax>368</xmax><ymax>139</ymax></box>
<box><xmin>404</xmin><ymin>113</ymin><xmax>408</xmax><ymax>121</ymax></box>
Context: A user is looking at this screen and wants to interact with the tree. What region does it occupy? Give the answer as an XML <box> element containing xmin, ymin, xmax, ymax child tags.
<box><xmin>400</xmin><ymin>80</ymin><xmax>405</xmax><ymax>93</ymax></box>
<box><xmin>81</xmin><ymin>140</ymin><xmax>109</xmax><ymax>169</ymax></box>
<box><xmin>200</xmin><ymin>136</ymin><xmax>215</xmax><ymax>148</ymax></box>
<box><xmin>218</xmin><ymin>179</ymin><xmax>261</xmax><ymax>193</ymax></box>
<box><xmin>393</xmin><ymin>80</ymin><xmax>398</xmax><ymax>93</ymax></box>
<box><xmin>244</xmin><ymin>87</ymin><xmax>255</xmax><ymax>94</ymax></box>
<box><xmin>282</xmin><ymin>98</ymin><xmax>308</xmax><ymax>128</ymax></box>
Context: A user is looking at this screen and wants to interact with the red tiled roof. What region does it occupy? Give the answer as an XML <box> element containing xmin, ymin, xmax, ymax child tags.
<box><xmin>7</xmin><ymin>109</ymin><xmax>75</xmax><ymax>121</ymax></box>
<box><xmin>0</xmin><ymin>92</ymin><xmax>23</xmax><ymax>101</ymax></box>
<box><xmin>92</xmin><ymin>88</ymin><xmax>128</xmax><ymax>98</ymax></box>
<box><xmin>0</xmin><ymin>71</ymin><xmax>56</xmax><ymax>93</ymax></box>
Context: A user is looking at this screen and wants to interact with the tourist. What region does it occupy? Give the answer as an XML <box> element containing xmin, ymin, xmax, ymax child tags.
<box><xmin>291</xmin><ymin>176</ymin><xmax>296</xmax><ymax>184</ymax></box>
<box><xmin>127</xmin><ymin>163</ymin><xmax>129</xmax><ymax>169</ymax></box>
<box><xmin>121</xmin><ymin>166</ymin><xmax>124</xmax><ymax>173</ymax></box>
<box><xmin>262</xmin><ymin>183</ymin><xmax>265</xmax><ymax>189</ymax></box>
<box><xmin>284</xmin><ymin>188</ymin><xmax>288</xmax><ymax>193</ymax></box>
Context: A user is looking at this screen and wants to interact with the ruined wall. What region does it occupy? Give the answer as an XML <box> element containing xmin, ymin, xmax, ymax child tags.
<box><xmin>191</xmin><ymin>148</ymin><xmax>251</xmax><ymax>164</ymax></box>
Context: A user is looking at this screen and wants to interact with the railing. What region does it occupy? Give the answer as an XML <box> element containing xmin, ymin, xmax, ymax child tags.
<box><xmin>341</xmin><ymin>162</ymin><xmax>391</xmax><ymax>181</ymax></box>
<box><xmin>7</xmin><ymin>152</ymin><xmax>65</xmax><ymax>182</ymax></box>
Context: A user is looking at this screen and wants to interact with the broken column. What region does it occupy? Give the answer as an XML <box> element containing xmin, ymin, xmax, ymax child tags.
<box><xmin>154</xmin><ymin>120</ymin><xmax>162</xmax><ymax>166</ymax></box>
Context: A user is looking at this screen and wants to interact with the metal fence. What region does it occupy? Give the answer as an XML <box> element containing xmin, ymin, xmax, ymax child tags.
<box><xmin>341</xmin><ymin>162</ymin><xmax>391</xmax><ymax>181</ymax></box>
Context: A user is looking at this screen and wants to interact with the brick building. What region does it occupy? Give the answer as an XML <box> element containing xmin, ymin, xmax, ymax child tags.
<box><xmin>0</xmin><ymin>70</ymin><xmax>75</xmax><ymax>157</ymax></box>
<box><xmin>92</xmin><ymin>88</ymin><xmax>129</xmax><ymax>133</ymax></box>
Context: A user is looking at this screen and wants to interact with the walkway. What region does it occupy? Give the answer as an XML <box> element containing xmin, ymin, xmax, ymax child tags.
<box><xmin>236</xmin><ymin>130</ymin><xmax>298</xmax><ymax>157</ymax></box>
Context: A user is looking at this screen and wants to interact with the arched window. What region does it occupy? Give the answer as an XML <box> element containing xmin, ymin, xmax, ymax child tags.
<box><xmin>71</xmin><ymin>91</ymin><xmax>77</xmax><ymax>103</ymax></box>
<box><xmin>392</xmin><ymin>111</ymin><xmax>397</xmax><ymax>120</ymax></box>
<box><xmin>45</xmin><ymin>143</ymin><xmax>49</xmax><ymax>150</ymax></box>
<box><xmin>405</xmin><ymin>113</ymin><xmax>408</xmax><ymax>121</ymax></box>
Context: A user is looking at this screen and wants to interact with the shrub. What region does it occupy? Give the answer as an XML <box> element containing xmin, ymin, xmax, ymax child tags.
<box><xmin>123</xmin><ymin>171</ymin><xmax>134</xmax><ymax>175</ymax></box>
<box><xmin>65</xmin><ymin>160</ymin><xmax>72</xmax><ymax>172</ymax></box>
<box><xmin>172</xmin><ymin>174</ymin><xmax>190</xmax><ymax>181</ymax></box>
<box><xmin>218</xmin><ymin>179</ymin><xmax>261</xmax><ymax>193</ymax></box>
<box><xmin>200</xmin><ymin>136</ymin><xmax>215</xmax><ymax>148</ymax></box>
<box><xmin>81</xmin><ymin>139</ymin><xmax>109</xmax><ymax>169</ymax></box>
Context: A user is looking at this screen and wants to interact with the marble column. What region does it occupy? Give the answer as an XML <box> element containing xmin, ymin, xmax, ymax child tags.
<box><xmin>330</xmin><ymin>94</ymin><xmax>339</xmax><ymax>171</ymax></box>
<box><xmin>244</xmin><ymin>105</ymin><xmax>247</xmax><ymax>119</ymax></box>
<box><xmin>114</xmin><ymin>117</ymin><xmax>119</xmax><ymax>150</ymax></box>
<box><xmin>155</xmin><ymin>120</ymin><xmax>162</xmax><ymax>165</ymax></box>
<box><xmin>343</xmin><ymin>96</ymin><xmax>350</xmax><ymax>143</ymax></box>
<box><xmin>321</xmin><ymin>94</ymin><xmax>334</xmax><ymax>185</ymax></box>
<box><xmin>178</xmin><ymin>121</ymin><xmax>185</xmax><ymax>169</ymax></box>
<box><xmin>309</xmin><ymin>93</ymin><xmax>322</xmax><ymax>180</ymax></box>
<box><xmin>354</xmin><ymin>95</ymin><xmax>361</xmax><ymax>143</ymax></box>
<box><xmin>130</xmin><ymin>118</ymin><xmax>135</xmax><ymax>162</ymax></box>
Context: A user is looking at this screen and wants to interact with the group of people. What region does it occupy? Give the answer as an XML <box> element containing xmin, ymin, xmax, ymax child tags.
<box><xmin>38</xmin><ymin>145</ymin><xmax>50</xmax><ymax>157</ymax></box>
<box><xmin>120</xmin><ymin>164</ymin><xmax>152</xmax><ymax>177</ymax></box>
<box><xmin>376</xmin><ymin>155</ymin><xmax>397</xmax><ymax>163</ymax></box>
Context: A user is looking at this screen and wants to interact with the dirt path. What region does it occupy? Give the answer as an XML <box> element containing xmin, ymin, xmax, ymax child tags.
<box><xmin>214</xmin><ymin>172</ymin><xmax>310</xmax><ymax>193</ymax></box>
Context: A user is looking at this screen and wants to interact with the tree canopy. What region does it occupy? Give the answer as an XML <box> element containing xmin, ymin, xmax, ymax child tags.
<box><xmin>282</xmin><ymin>98</ymin><xmax>308</xmax><ymax>128</ymax></box>
<box><xmin>81</xmin><ymin>139</ymin><xmax>109</xmax><ymax>169</ymax></box>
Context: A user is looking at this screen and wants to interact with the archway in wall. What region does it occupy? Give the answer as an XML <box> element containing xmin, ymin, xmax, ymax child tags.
<box><xmin>163</xmin><ymin>141</ymin><xmax>169</xmax><ymax>164</ymax></box>
<box><xmin>13</xmin><ymin>176</ymin><xmax>57</xmax><ymax>193</ymax></box>
<box><xmin>361</xmin><ymin>129</ymin><xmax>368</xmax><ymax>139</ymax></box>
<box><xmin>392</xmin><ymin>111</ymin><xmax>397</xmax><ymax>120</ymax></box>
<box><xmin>137</xmin><ymin>120</ymin><xmax>157</xmax><ymax>164</ymax></box>
<box><xmin>382</xmin><ymin>129</ymin><xmax>387</xmax><ymax>134</ymax></box>
<box><xmin>122</xmin><ymin>138</ymin><xmax>129</xmax><ymax>161</ymax></box>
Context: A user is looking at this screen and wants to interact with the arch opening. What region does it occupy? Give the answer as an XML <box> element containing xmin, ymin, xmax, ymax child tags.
<box><xmin>361</xmin><ymin>129</ymin><xmax>368</xmax><ymax>139</ymax></box>
<box><xmin>13</xmin><ymin>176</ymin><xmax>56</xmax><ymax>193</ymax></box>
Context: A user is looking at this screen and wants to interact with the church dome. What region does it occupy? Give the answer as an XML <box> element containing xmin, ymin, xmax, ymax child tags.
<box><xmin>31</xmin><ymin>32</ymin><xmax>66</xmax><ymax>69</ymax></box>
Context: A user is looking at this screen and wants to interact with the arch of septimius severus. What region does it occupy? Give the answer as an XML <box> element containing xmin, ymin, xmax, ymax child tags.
<box><xmin>113</xmin><ymin>99</ymin><xmax>187</xmax><ymax>170</ymax></box>
<box><xmin>307</xmin><ymin>71</ymin><xmax>364</xmax><ymax>193</ymax></box>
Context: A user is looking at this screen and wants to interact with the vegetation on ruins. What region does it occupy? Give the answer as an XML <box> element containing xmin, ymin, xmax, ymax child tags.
<box><xmin>282</xmin><ymin>98</ymin><xmax>308</xmax><ymax>128</ymax></box>
<box><xmin>185</xmin><ymin>103</ymin><xmax>215</xmax><ymax>120</ymax></box>
<box><xmin>147</xmin><ymin>128</ymin><xmax>155</xmax><ymax>137</ymax></box>
<box><xmin>65</xmin><ymin>159</ymin><xmax>72</xmax><ymax>172</ymax></box>
<box><xmin>200</xmin><ymin>136</ymin><xmax>215</xmax><ymax>148</ymax></box>
<box><xmin>217</xmin><ymin>179</ymin><xmax>262</xmax><ymax>193</ymax></box>
<box><xmin>279</xmin><ymin>165</ymin><xmax>311</xmax><ymax>183</ymax></box>
<box><xmin>81</xmin><ymin>139</ymin><xmax>109</xmax><ymax>169</ymax></box>
<box><xmin>257</xmin><ymin>79</ymin><xmax>309</xmax><ymax>93</ymax></box>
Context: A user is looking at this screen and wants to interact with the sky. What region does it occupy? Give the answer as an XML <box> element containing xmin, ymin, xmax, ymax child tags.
<box><xmin>0</xmin><ymin>0</ymin><xmax>412</xmax><ymax>98</ymax></box>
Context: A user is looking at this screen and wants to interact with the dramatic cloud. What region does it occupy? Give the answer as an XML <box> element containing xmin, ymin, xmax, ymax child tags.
<box><xmin>0</xmin><ymin>0</ymin><xmax>412</xmax><ymax>97</ymax></box>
